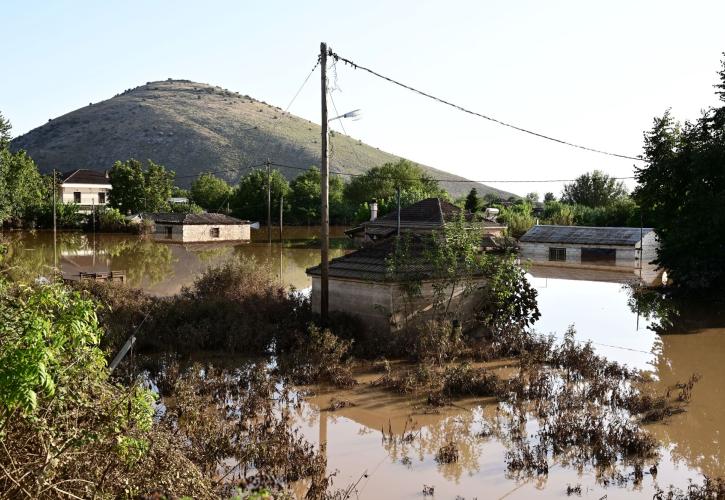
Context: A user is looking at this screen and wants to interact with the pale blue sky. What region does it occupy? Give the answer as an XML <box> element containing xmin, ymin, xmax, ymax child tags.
<box><xmin>2</xmin><ymin>0</ymin><xmax>724</xmax><ymax>196</ymax></box>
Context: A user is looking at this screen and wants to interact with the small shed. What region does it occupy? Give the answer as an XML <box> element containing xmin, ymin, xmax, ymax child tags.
<box><xmin>519</xmin><ymin>225</ymin><xmax>659</xmax><ymax>281</ymax></box>
<box><xmin>345</xmin><ymin>198</ymin><xmax>506</xmax><ymax>245</ymax></box>
<box><xmin>148</xmin><ymin>213</ymin><xmax>253</xmax><ymax>243</ymax></box>
<box><xmin>306</xmin><ymin>235</ymin><xmax>487</xmax><ymax>334</ymax></box>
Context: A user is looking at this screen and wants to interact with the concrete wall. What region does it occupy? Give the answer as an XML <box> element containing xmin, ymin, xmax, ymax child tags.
<box><xmin>61</xmin><ymin>185</ymin><xmax>111</xmax><ymax>211</ymax></box>
<box><xmin>310</xmin><ymin>276</ymin><xmax>487</xmax><ymax>333</ymax></box>
<box><xmin>638</xmin><ymin>231</ymin><xmax>661</xmax><ymax>284</ymax></box>
<box><xmin>153</xmin><ymin>223</ymin><xmax>250</xmax><ymax>243</ymax></box>
<box><xmin>519</xmin><ymin>241</ymin><xmax>634</xmax><ymax>271</ymax></box>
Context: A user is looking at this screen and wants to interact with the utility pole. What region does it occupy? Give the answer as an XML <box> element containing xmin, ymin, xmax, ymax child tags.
<box><xmin>266</xmin><ymin>159</ymin><xmax>272</xmax><ymax>244</ymax></box>
<box><xmin>279</xmin><ymin>193</ymin><xmax>284</xmax><ymax>242</ymax></box>
<box><xmin>52</xmin><ymin>169</ymin><xmax>57</xmax><ymax>268</ymax></box>
<box><xmin>396</xmin><ymin>186</ymin><xmax>401</xmax><ymax>237</ymax></box>
<box><xmin>320</xmin><ymin>42</ymin><xmax>330</xmax><ymax>323</ymax></box>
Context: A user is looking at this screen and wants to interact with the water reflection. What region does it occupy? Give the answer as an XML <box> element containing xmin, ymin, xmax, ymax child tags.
<box><xmin>2</xmin><ymin>227</ymin><xmax>351</xmax><ymax>295</ymax></box>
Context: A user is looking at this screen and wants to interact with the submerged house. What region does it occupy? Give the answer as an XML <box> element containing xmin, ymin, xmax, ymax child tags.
<box><xmin>148</xmin><ymin>213</ymin><xmax>253</xmax><ymax>243</ymax></box>
<box><xmin>345</xmin><ymin>197</ymin><xmax>506</xmax><ymax>245</ymax></box>
<box><xmin>306</xmin><ymin>235</ymin><xmax>487</xmax><ymax>334</ymax></box>
<box><xmin>60</xmin><ymin>169</ymin><xmax>112</xmax><ymax>213</ymax></box>
<box><xmin>518</xmin><ymin>225</ymin><xmax>659</xmax><ymax>281</ymax></box>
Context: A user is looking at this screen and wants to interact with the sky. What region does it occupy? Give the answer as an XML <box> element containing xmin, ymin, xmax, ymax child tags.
<box><xmin>2</xmin><ymin>0</ymin><xmax>724</xmax><ymax>197</ymax></box>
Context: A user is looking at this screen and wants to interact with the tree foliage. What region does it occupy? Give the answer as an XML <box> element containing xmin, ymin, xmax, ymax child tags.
<box><xmin>344</xmin><ymin>159</ymin><xmax>446</xmax><ymax>210</ymax></box>
<box><xmin>190</xmin><ymin>172</ymin><xmax>232</xmax><ymax>211</ymax></box>
<box><xmin>561</xmin><ymin>170</ymin><xmax>628</xmax><ymax>207</ymax></box>
<box><xmin>634</xmin><ymin>57</ymin><xmax>725</xmax><ymax>292</ymax></box>
<box><xmin>108</xmin><ymin>158</ymin><xmax>175</xmax><ymax>214</ymax></box>
<box><xmin>288</xmin><ymin>166</ymin><xmax>345</xmax><ymax>225</ymax></box>
<box><xmin>230</xmin><ymin>168</ymin><xmax>290</xmax><ymax>223</ymax></box>
<box><xmin>464</xmin><ymin>188</ymin><xmax>481</xmax><ymax>212</ymax></box>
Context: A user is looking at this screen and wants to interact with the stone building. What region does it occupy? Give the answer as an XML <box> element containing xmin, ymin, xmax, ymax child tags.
<box><xmin>518</xmin><ymin>225</ymin><xmax>659</xmax><ymax>282</ymax></box>
<box><xmin>345</xmin><ymin>197</ymin><xmax>506</xmax><ymax>245</ymax></box>
<box><xmin>306</xmin><ymin>235</ymin><xmax>487</xmax><ymax>334</ymax></box>
<box><xmin>60</xmin><ymin>169</ymin><xmax>112</xmax><ymax>213</ymax></box>
<box><xmin>148</xmin><ymin>213</ymin><xmax>253</xmax><ymax>243</ymax></box>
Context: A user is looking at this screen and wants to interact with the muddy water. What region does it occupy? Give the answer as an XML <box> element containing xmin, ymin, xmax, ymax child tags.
<box><xmin>4</xmin><ymin>232</ymin><xmax>723</xmax><ymax>497</ymax></box>
<box><xmin>1</xmin><ymin>227</ymin><xmax>351</xmax><ymax>295</ymax></box>
<box><xmin>285</xmin><ymin>266</ymin><xmax>724</xmax><ymax>498</ymax></box>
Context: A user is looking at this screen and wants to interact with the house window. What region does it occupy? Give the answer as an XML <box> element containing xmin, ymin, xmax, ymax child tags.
<box><xmin>98</xmin><ymin>192</ymin><xmax>106</xmax><ymax>204</ymax></box>
<box><xmin>581</xmin><ymin>248</ymin><xmax>617</xmax><ymax>265</ymax></box>
<box><xmin>210</xmin><ymin>227</ymin><xmax>220</xmax><ymax>238</ymax></box>
<box><xmin>73</xmin><ymin>192</ymin><xmax>81</xmax><ymax>203</ymax></box>
<box><xmin>548</xmin><ymin>247</ymin><xmax>567</xmax><ymax>262</ymax></box>
<box><xmin>165</xmin><ymin>226</ymin><xmax>173</xmax><ymax>238</ymax></box>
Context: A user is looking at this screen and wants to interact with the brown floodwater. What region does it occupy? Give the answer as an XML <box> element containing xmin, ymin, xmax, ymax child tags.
<box><xmin>3</xmin><ymin>231</ymin><xmax>723</xmax><ymax>497</ymax></box>
<box><xmin>0</xmin><ymin>227</ymin><xmax>351</xmax><ymax>295</ymax></box>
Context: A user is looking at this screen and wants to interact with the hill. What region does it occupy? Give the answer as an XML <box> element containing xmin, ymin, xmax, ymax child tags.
<box><xmin>10</xmin><ymin>79</ymin><xmax>515</xmax><ymax>199</ymax></box>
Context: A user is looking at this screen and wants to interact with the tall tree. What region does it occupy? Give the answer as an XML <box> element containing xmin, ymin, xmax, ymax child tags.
<box><xmin>525</xmin><ymin>192</ymin><xmax>540</xmax><ymax>204</ymax></box>
<box><xmin>464</xmin><ymin>188</ymin><xmax>481</xmax><ymax>212</ymax></box>
<box><xmin>561</xmin><ymin>170</ymin><xmax>628</xmax><ymax>207</ymax></box>
<box><xmin>634</xmin><ymin>57</ymin><xmax>725</xmax><ymax>293</ymax></box>
<box><xmin>288</xmin><ymin>166</ymin><xmax>345</xmax><ymax>225</ymax></box>
<box><xmin>230</xmin><ymin>168</ymin><xmax>290</xmax><ymax>223</ymax></box>
<box><xmin>0</xmin><ymin>112</ymin><xmax>12</xmax><ymax>149</ymax></box>
<box><xmin>190</xmin><ymin>173</ymin><xmax>232</xmax><ymax>211</ymax></box>
<box><xmin>109</xmin><ymin>159</ymin><xmax>175</xmax><ymax>213</ymax></box>
<box><xmin>343</xmin><ymin>159</ymin><xmax>446</xmax><ymax>207</ymax></box>
<box><xmin>543</xmin><ymin>192</ymin><xmax>555</xmax><ymax>203</ymax></box>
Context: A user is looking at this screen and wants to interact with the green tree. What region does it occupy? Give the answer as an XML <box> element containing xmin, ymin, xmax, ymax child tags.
<box><xmin>288</xmin><ymin>166</ymin><xmax>345</xmax><ymax>225</ymax></box>
<box><xmin>230</xmin><ymin>168</ymin><xmax>290</xmax><ymax>223</ymax></box>
<box><xmin>0</xmin><ymin>111</ymin><xmax>11</xmax><ymax>149</ymax></box>
<box><xmin>0</xmin><ymin>149</ymin><xmax>44</xmax><ymax>226</ymax></box>
<box><xmin>634</xmin><ymin>57</ymin><xmax>725</xmax><ymax>292</ymax></box>
<box><xmin>190</xmin><ymin>173</ymin><xmax>232</xmax><ymax>211</ymax></box>
<box><xmin>344</xmin><ymin>159</ymin><xmax>446</xmax><ymax>207</ymax></box>
<box><xmin>561</xmin><ymin>170</ymin><xmax>628</xmax><ymax>207</ymax></box>
<box><xmin>109</xmin><ymin>159</ymin><xmax>175</xmax><ymax>213</ymax></box>
<box><xmin>464</xmin><ymin>188</ymin><xmax>481</xmax><ymax>212</ymax></box>
<box><xmin>543</xmin><ymin>192</ymin><xmax>555</xmax><ymax>203</ymax></box>
<box><xmin>525</xmin><ymin>192</ymin><xmax>540</xmax><ymax>204</ymax></box>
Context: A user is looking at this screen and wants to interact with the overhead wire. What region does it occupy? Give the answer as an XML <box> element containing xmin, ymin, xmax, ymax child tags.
<box><xmin>328</xmin><ymin>50</ymin><xmax>643</xmax><ymax>162</ymax></box>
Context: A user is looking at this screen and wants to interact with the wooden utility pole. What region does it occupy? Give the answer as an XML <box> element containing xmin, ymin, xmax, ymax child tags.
<box><xmin>279</xmin><ymin>193</ymin><xmax>284</xmax><ymax>242</ymax></box>
<box><xmin>266</xmin><ymin>159</ymin><xmax>272</xmax><ymax>244</ymax></box>
<box><xmin>52</xmin><ymin>169</ymin><xmax>57</xmax><ymax>268</ymax></box>
<box><xmin>320</xmin><ymin>42</ymin><xmax>330</xmax><ymax>323</ymax></box>
<box><xmin>396</xmin><ymin>186</ymin><xmax>401</xmax><ymax>237</ymax></box>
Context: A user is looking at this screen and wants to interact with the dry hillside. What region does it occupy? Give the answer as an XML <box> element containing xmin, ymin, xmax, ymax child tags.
<box><xmin>11</xmin><ymin>79</ymin><xmax>514</xmax><ymax>198</ymax></box>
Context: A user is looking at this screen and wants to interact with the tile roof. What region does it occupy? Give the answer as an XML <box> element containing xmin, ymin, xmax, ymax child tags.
<box><xmin>307</xmin><ymin>235</ymin><xmax>437</xmax><ymax>281</ymax></box>
<box><xmin>145</xmin><ymin>212</ymin><xmax>250</xmax><ymax>225</ymax></box>
<box><xmin>61</xmin><ymin>169</ymin><xmax>110</xmax><ymax>185</ymax></box>
<box><xmin>519</xmin><ymin>225</ymin><xmax>654</xmax><ymax>246</ymax></box>
<box><xmin>375</xmin><ymin>197</ymin><xmax>462</xmax><ymax>224</ymax></box>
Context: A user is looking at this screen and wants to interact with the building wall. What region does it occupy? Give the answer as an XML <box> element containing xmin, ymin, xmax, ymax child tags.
<box><xmin>310</xmin><ymin>276</ymin><xmax>487</xmax><ymax>333</ymax></box>
<box><xmin>153</xmin><ymin>223</ymin><xmax>250</xmax><ymax>243</ymax></box>
<box><xmin>638</xmin><ymin>231</ymin><xmax>661</xmax><ymax>284</ymax></box>
<box><xmin>519</xmin><ymin>241</ymin><xmax>635</xmax><ymax>271</ymax></box>
<box><xmin>61</xmin><ymin>184</ymin><xmax>112</xmax><ymax>210</ymax></box>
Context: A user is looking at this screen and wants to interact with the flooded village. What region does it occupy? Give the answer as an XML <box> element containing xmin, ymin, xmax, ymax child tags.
<box><xmin>2</xmin><ymin>3</ymin><xmax>725</xmax><ymax>499</ymax></box>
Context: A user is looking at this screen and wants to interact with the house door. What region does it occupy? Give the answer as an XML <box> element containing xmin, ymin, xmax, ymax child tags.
<box><xmin>165</xmin><ymin>226</ymin><xmax>173</xmax><ymax>238</ymax></box>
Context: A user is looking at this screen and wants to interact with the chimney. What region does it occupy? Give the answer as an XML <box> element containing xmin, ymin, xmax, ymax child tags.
<box><xmin>369</xmin><ymin>199</ymin><xmax>378</xmax><ymax>221</ymax></box>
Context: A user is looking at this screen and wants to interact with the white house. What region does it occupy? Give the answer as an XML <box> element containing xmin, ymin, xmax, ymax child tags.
<box><xmin>60</xmin><ymin>169</ymin><xmax>112</xmax><ymax>213</ymax></box>
<box><xmin>518</xmin><ymin>225</ymin><xmax>660</xmax><ymax>282</ymax></box>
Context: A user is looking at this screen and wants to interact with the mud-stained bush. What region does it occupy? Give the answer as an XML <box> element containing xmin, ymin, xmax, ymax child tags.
<box><xmin>414</xmin><ymin>319</ymin><xmax>464</xmax><ymax>364</ymax></box>
<box><xmin>277</xmin><ymin>325</ymin><xmax>356</xmax><ymax>388</ymax></box>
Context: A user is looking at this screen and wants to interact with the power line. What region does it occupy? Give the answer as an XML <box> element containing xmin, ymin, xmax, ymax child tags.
<box><xmin>284</xmin><ymin>58</ymin><xmax>320</xmax><ymax>112</ymax></box>
<box><xmin>328</xmin><ymin>50</ymin><xmax>643</xmax><ymax>162</ymax></box>
<box><xmin>269</xmin><ymin>161</ymin><xmax>633</xmax><ymax>184</ymax></box>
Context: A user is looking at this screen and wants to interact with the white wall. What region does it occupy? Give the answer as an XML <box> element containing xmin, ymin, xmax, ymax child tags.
<box><xmin>61</xmin><ymin>185</ymin><xmax>111</xmax><ymax>208</ymax></box>
<box><xmin>520</xmin><ymin>241</ymin><xmax>634</xmax><ymax>271</ymax></box>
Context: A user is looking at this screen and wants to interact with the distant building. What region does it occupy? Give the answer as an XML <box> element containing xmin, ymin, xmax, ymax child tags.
<box><xmin>306</xmin><ymin>235</ymin><xmax>487</xmax><ymax>333</ymax></box>
<box><xmin>345</xmin><ymin>197</ymin><xmax>506</xmax><ymax>245</ymax></box>
<box><xmin>168</xmin><ymin>197</ymin><xmax>189</xmax><ymax>205</ymax></box>
<box><xmin>519</xmin><ymin>225</ymin><xmax>659</xmax><ymax>282</ymax></box>
<box><xmin>147</xmin><ymin>213</ymin><xmax>253</xmax><ymax>243</ymax></box>
<box><xmin>60</xmin><ymin>169</ymin><xmax>112</xmax><ymax>213</ymax></box>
